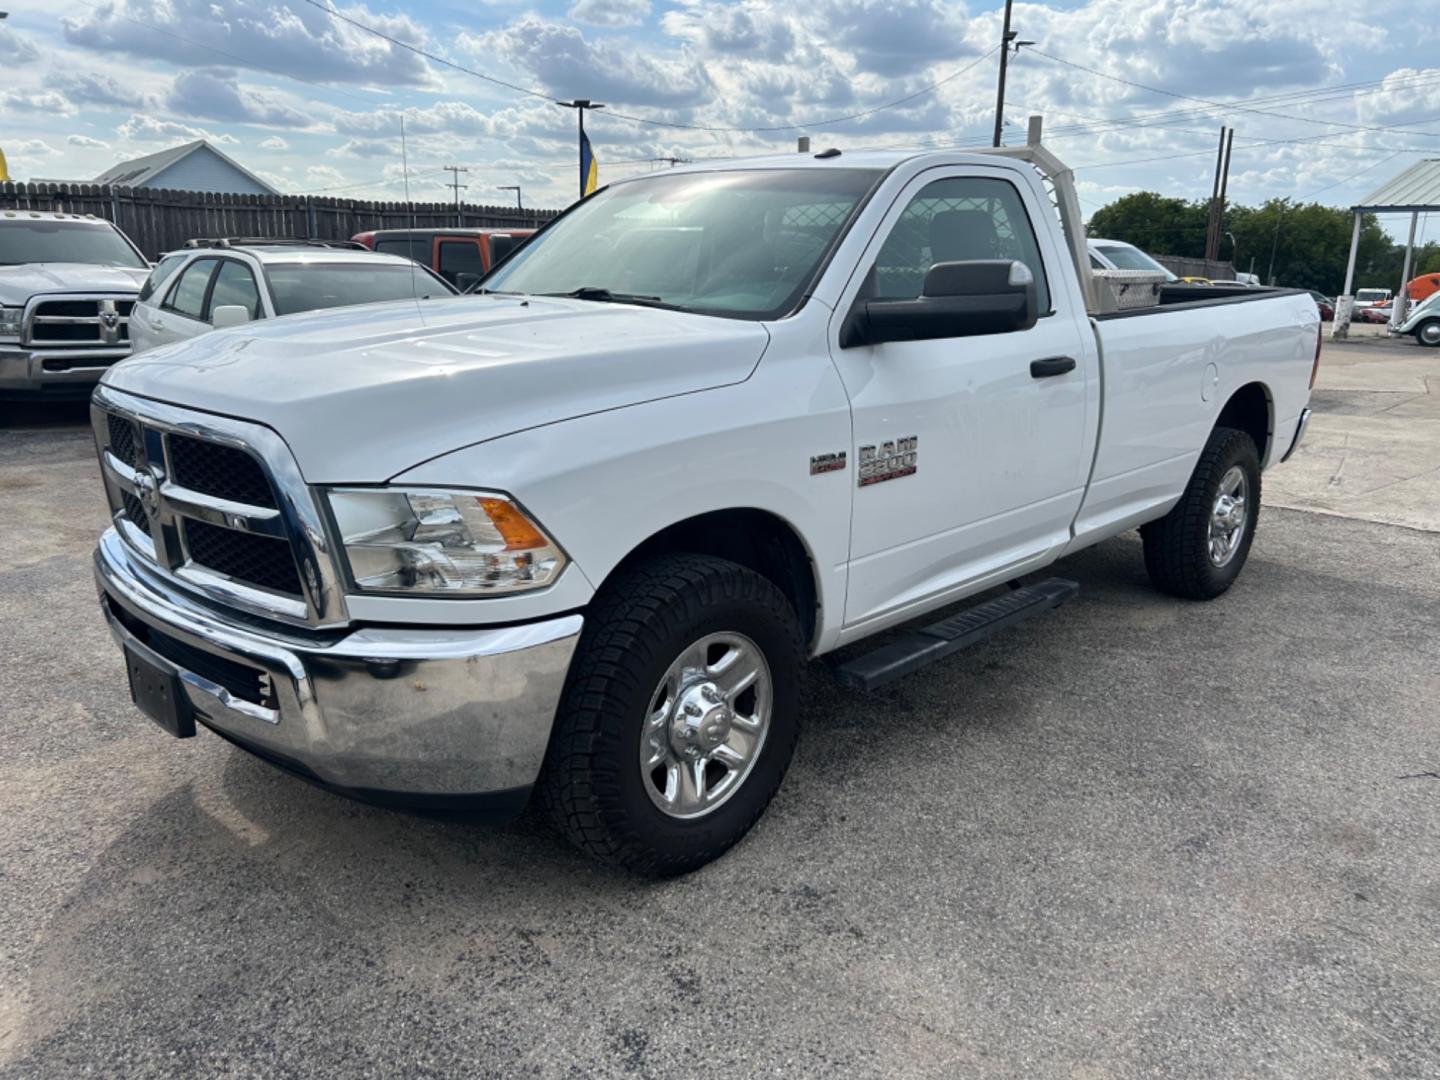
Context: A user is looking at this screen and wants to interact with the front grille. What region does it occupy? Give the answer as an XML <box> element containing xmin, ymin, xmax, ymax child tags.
<box><xmin>106</xmin><ymin>596</ymin><xmax>275</xmax><ymax>709</ymax></box>
<box><xmin>27</xmin><ymin>298</ymin><xmax>133</xmax><ymax>347</ymax></box>
<box><xmin>185</xmin><ymin>519</ymin><xmax>303</xmax><ymax>596</ymax></box>
<box><xmin>121</xmin><ymin>492</ymin><xmax>151</xmax><ymax>533</ymax></box>
<box><xmin>107</xmin><ymin>414</ymin><xmax>139</xmax><ymax>467</ymax></box>
<box><xmin>169</xmin><ymin>435</ymin><xmax>278</xmax><ymax>509</ymax></box>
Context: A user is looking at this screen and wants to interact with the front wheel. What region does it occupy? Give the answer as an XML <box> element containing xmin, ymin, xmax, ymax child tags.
<box><xmin>1142</xmin><ymin>426</ymin><xmax>1261</xmax><ymax>600</ymax></box>
<box><xmin>539</xmin><ymin>555</ymin><xmax>803</xmax><ymax>876</ymax></box>
<box><xmin>1415</xmin><ymin>319</ymin><xmax>1440</xmax><ymax>347</ymax></box>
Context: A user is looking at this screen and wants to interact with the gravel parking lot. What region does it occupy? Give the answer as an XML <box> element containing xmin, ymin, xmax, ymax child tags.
<box><xmin>2</xmin><ymin>381</ymin><xmax>1438</xmax><ymax>1078</ymax></box>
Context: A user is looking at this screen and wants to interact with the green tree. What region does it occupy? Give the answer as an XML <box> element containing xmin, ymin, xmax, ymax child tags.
<box><xmin>1086</xmin><ymin>192</ymin><xmax>1209</xmax><ymax>258</ymax></box>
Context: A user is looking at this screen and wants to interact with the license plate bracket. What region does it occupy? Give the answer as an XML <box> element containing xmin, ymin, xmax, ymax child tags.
<box><xmin>124</xmin><ymin>643</ymin><xmax>196</xmax><ymax>738</ymax></box>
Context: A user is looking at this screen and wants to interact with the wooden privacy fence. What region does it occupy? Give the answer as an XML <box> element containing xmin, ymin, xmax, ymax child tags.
<box><xmin>0</xmin><ymin>183</ymin><xmax>558</xmax><ymax>261</ymax></box>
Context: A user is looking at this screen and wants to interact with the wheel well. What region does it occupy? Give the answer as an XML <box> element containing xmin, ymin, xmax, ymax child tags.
<box><xmin>1216</xmin><ymin>382</ymin><xmax>1272</xmax><ymax>464</ymax></box>
<box><xmin>608</xmin><ymin>509</ymin><xmax>819</xmax><ymax>647</ymax></box>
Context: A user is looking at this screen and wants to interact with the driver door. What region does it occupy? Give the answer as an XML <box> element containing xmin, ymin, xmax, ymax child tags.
<box><xmin>829</xmin><ymin>166</ymin><xmax>1098</xmax><ymax>639</ymax></box>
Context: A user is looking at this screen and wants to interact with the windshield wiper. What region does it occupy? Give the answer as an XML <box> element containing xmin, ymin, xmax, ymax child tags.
<box><xmin>542</xmin><ymin>286</ymin><xmax>666</xmax><ymax>307</ymax></box>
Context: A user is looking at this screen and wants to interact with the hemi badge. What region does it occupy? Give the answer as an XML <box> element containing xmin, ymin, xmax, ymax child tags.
<box><xmin>810</xmin><ymin>451</ymin><xmax>846</xmax><ymax>475</ymax></box>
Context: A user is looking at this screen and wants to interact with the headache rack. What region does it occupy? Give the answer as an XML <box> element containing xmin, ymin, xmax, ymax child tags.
<box><xmin>975</xmin><ymin>118</ymin><xmax>1129</xmax><ymax>315</ymax></box>
<box><xmin>181</xmin><ymin>237</ymin><xmax>368</xmax><ymax>251</ymax></box>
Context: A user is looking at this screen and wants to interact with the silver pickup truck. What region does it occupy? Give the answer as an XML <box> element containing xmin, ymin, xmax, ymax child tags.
<box><xmin>0</xmin><ymin>211</ymin><xmax>149</xmax><ymax>399</ymax></box>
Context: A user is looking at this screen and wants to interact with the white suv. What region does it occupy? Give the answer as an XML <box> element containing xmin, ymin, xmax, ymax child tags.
<box><xmin>129</xmin><ymin>239</ymin><xmax>456</xmax><ymax>355</ymax></box>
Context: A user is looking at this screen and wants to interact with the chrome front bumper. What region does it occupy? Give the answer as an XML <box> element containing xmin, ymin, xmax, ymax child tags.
<box><xmin>95</xmin><ymin>527</ymin><xmax>582</xmax><ymax>810</ymax></box>
<box><xmin>0</xmin><ymin>344</ymin><xmax>131</xmax><ymax>395</ymax></box>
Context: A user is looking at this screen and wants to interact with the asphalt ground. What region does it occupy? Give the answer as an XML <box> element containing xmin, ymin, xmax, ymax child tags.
<box><xmin>1</xmin><ymin>389</ymin><xmax>1437</xmax><ymax>1078</ymax></box>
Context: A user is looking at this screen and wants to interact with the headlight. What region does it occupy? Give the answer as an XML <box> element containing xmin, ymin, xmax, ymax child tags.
<box><xmin>327</xmin><ymin>488</ymin><xmax>566</xmax><ymax>596</ymax></box>
<box><xmin>0</xmin><ymin>306</ymin><xmax>21</xmax><ymax>339</ymax></box>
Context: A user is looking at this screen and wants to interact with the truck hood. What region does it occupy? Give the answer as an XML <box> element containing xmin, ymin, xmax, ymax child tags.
<box><xmin>103</xmin><ymin>295</ymin><xmax>771</xmax><ymax>482</ymax></box>
<box><xmin>0</xmin><ymin>263</ymin><xmax>148</xmax><ymax>305</ymax></box>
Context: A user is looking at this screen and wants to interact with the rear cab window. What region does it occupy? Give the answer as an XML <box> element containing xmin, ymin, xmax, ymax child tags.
<box><xmin>438</xmin><ymin>240</ymin><xmax>483</xmax><ymax>286</ymax></box>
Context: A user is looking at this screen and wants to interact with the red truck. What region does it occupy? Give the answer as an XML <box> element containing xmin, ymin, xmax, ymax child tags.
<box><xmin>350</xmin><ymin>228</ymin><xmax>534</xmax><ymax>290</ymax></box>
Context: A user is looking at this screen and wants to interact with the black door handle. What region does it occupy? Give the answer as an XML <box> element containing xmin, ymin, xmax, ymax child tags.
<box><xmin>1030</xmin><ymin>356</ymin><xmax>1076</xmax><ymax>378</ymax></box>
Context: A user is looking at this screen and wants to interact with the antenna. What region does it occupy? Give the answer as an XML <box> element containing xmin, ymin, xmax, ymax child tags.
<box><xmin>400</xmin><ymin>115</ymin><xmax>419</xmax><ymax>305</ymax></box>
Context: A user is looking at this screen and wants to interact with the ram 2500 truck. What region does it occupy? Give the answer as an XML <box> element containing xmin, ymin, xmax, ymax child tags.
<box><xmin>90</xmin><ymin>138</ymin><xmax>1319</xmax><ymax>875</ymax></box>
<box><xmin>1</xmin><ymin>211</ymin><xmax>150</xmax><ymax>399</ymax></box>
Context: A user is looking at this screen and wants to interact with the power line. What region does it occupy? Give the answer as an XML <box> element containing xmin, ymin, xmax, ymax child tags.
<box><xmin>299</xmin><ymin>0</ymin><xmax>998</xmax><ymax>135</ymax></box>
<box><xmin>1027</xmin><ymin>48</ymin><xmax>1440</xmax><ymax>140</ymax></box>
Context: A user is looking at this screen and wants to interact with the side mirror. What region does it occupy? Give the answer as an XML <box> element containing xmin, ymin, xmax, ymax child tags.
<box><xmin>840</xmin><ymin>260</ymin><xmax>1039</xmax><ymax>348</ymax></box>
<box><xmin>211</xmin><ymin>305</ymin><xmax>251</xmax><ymax>329</ymax></box>
<box><xmin>455</xmin><ymin>272</ymin><xmax>482</xmax><ymax>293</ymax></box>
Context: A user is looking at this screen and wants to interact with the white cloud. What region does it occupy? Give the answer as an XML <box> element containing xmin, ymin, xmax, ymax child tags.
<box><xmin>0</xmin><ymin>90</ymin><xmax>79</xmax><ymax>117</ymax></box>
<box><xmin>68</xmin><ymin>134</ymin><xmax>113</xmax><ymax>149</ymax></box>
<box><xmin>10</xmin><ymin>139</ymin><xmax>61</xmax><ymax>158</ymax></box>
<box><xmin>568</xmin><ymin>0</ymin><xmax>652</xmax><ymax>28</ymax></box>
<box><xmin>47</xmin><ymin>71</ymin><xmax>157</xmax><ymax>110</ymax></box>
<box><xmin>465</xmin><ymin>17</ymin><xmax>715</xmax><ymax>109</ymax></box>
<box><xmin>116</xmin><ymin>114</ymin><xmax>240</xmax><ymax>145</ymax></box>
<box><xmin>62</xmin><ymin>0</ymin><xmax>436</xmax><ymax>87</ymax></box>
<box><xmin>259</xmin><ymin>136</ymin><xmax>291</xmax><ymax>150</ymax></box>
<box><xmin>0</xmin><ymin>23</ymin><xmax>42</xmax><ymax>64</ymax></box>
<box><xmin>166</xmin><ymin>69</ymin><xmax>311</xmax><ymax>128</ymax></box>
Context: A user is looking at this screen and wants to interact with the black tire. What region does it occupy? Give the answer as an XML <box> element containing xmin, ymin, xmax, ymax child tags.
<box><xmin>1141</xmin><ymin>426</ymin><xmax>1261</xmax><ymax>600</ymax></box>
<box><xmin>1415</xmin><ymin>319</ymin><xmax>1440</xmax><ymax>348</ymax></box>
<box><xmin>539</xmin><ymin>554</ymin><xmax>803</xmax><ymax>876</ymax></box>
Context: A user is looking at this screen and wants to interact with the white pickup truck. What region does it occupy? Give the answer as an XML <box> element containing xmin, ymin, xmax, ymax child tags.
<box><xmin>1</xmin><ymin>211</ymin><xmax>150</xmax><ymax>399</ymax></box>
<box><xmin>91</xmin><ymin>138</ymin><xmax>1319</xmax><ymax>874</ymax></box>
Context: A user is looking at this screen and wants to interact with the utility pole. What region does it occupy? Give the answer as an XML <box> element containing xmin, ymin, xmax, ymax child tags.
<box><xmin>990</xmin><ymin>2</ymin><xmax>1031</xmax><ymax>146</ymax></box>
<box><xmin>444</xmin><ymin>164</ymin><xmax>469</xmax><ymax>227</ymax></box>
<box><xmin>557</xmin><ymin>99</ymin><xmax>605</xmax><ymax>198</ymax></box>
<box><xmin>1203</xmin><ymin>127</ymin><xmax>1234</xmax><ymax>263</ymax></box>
<box><xmin>498</xmin><ymin>184</ymin><xmax>522</xmax><ymax>213</ymax></box>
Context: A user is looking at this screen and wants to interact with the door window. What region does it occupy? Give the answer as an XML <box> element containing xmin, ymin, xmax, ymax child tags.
<box><xmin>138</xmin><ymin>253</ymin><xmax>187</xmax><ymax>302</ymax></box>
<box><xmin>207</xmin><ymin>260</ymin><xmax>263</xmax><ymax>321</ymax></box>
<box><xmin>163</xmin><ymin>258</ymin><xmax>217</xmax><ymax>319</ymax></box>
<box><xmin>869</xmin><ymin>176</ymin><xmax>1050</xmax><ymax>313</ymax></box>
<box><xmin>438</xmin><ymin>240</ymin><xmax>483</xmax><ymax>285</ymax></box>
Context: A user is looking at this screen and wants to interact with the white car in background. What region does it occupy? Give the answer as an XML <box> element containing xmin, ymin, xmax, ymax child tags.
<box><xmin>129</xmin><ymin>239</ymin><xmax>456</xmax><ymax>355</ymax></box>
<box><xmin>1086</xmin><ymin>237</ymin><xmax>1180</xmax><ymax>282</ymax></box>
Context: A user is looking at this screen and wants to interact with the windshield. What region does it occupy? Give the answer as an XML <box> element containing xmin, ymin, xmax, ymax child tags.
<box><xmin>0</xmin><ymin>221</ymin><xmax>146</xmax><ymax>268</ymax></box>
<box><xmin>1094</xmin><ymin>243</ymin><xmax>1178</xmax><ymax>282</ymax></box>
<box><xmin>1356</xmin><ymin>289</ymin><xmax>1389</xmax><ymax>302</ymax></box>
<box><xmin>484</xmin><ymin>168</ymin><xmax>881</xmax><ymax>319</ymax></box>
<box><xmin>266</xmin><ymin>263</ymin><xmax>454</xmax><ymax>316</ymax></box>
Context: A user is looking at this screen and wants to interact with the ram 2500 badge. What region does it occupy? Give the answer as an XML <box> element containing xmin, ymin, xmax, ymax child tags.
<box><xmin>91</xmin><ymin>135</ymin><xmax>1318</xmax><ymax>874</ymax></box>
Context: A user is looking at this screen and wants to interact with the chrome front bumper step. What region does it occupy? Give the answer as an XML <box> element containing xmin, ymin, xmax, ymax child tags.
<box><xmin>95</xmin><ymin>527</ymin><xmax>581</xmax><ymax>803</ymax></box>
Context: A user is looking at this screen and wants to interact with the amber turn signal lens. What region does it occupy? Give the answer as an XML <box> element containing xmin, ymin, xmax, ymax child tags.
<box><xmin>478</xmin><ymin>497</ymin><xmax>549</xmax><ymax>550</ymax></box>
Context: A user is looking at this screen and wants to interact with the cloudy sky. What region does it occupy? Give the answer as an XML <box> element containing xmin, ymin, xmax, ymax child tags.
<box><xmin>2</xmin><ymin>0</ymin><xmax>1437</xmax><ymax>240</ymax></box>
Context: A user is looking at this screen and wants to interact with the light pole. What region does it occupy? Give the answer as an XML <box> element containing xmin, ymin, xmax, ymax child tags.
<box><xmin>556</xmin><ymin>99</ymin><xmax>604</xmax><ymax>198</ymax></box>
<box><xmin>498</xmin><ymin>185</ymin><xmax>522</xmax><ymax>213</ymax></box>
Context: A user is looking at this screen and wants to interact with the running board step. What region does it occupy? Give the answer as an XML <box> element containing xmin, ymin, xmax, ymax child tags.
<box><xmin>832</xmin><ymin>577</ymin><xmax>1080</xmax><ymax>692</ymax></box>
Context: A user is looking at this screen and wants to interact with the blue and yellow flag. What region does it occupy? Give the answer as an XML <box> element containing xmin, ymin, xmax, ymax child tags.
<box><xmin>580</xmin><ymin>131</ymin><xmax>598</xmax><ymax>197</ymax></box>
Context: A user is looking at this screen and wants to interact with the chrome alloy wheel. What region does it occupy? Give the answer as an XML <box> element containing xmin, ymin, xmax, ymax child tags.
<box><xmin>640</xmin><ymin>632</ymin><xmax>772</xmax><ymax>820</ymax></box>
<box><xmin>1208</xmin><ymin>465</ymin><xmax>1249</xmax><ymax>567</ymax></box>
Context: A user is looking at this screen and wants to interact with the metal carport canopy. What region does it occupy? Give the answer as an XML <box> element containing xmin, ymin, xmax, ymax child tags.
<box><xmin>1335</xmin><ymin>158</ymin><xmax>1440</xmax><ymax>338</ymax></box>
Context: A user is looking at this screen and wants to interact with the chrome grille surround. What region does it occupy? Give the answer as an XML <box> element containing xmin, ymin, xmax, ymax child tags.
<box><xmin>91</xmin><ymin>384</ymin><xmax>349</xmax><ymax>629</ymax></box>
<box><xmin>24</xmin><ymin>294</ymin><xmax>135</xmax><ymax>349</ymax></box>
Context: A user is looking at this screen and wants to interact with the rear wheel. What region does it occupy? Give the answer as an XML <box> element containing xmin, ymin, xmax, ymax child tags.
<box><xmin>540</xmin><ymin>554</ymin><xmax>803</xmax><ymax>876</ymax></box>
<box><xmin>1142</xmin><ymin>426</ymin><xmax>1261</xmax><ymax>600</ymax></box>
<box><xmin>1415</xmin><ymin>319</ymin><xmax>1440</xmax><ymax>347</ymax></box>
